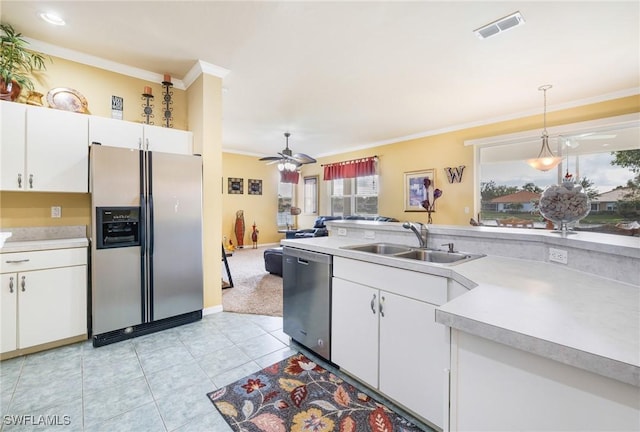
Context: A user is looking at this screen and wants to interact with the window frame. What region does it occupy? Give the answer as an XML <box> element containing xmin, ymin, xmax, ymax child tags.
<box><xmin>467</xmin><ymin>113</ymin><xmax>639</xmax><ymax>219</ymax></box>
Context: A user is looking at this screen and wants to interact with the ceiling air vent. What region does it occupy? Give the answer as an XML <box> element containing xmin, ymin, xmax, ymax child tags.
<box><xmin>474</xmin><ymin>11</ymin><xmax>525</xmax><ymax>39</ymax></box>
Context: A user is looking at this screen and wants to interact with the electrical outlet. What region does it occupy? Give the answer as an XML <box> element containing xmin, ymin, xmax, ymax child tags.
<box><xmin>337</xmin><ymin>228</ymin><xmax>347</xmax><ymax>236</ymax></box>
<box><xmin>51</xmin><ymin>206</ymin><xmax>61</xmax><ymax>218</ymax></box>
<box><xmin>549</xmin><ymin>248</ymin><xmax>568</xmax><ymax>264</ymax></box>
<box><xmin>364</xmin><ymin>230</ymin><xmax>375</xmax><ymax>239</ymax></box>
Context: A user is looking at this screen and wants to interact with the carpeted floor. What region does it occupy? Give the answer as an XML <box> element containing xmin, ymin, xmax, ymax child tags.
<box><xmin>207</xmin><ymin>353</ymin><xmax>428</xmax><ymax>432</ymax></box>
<box><xmin>222</xmin><ymin>245</ymin><xmax>283</xmax><ymax>317</ymax></box>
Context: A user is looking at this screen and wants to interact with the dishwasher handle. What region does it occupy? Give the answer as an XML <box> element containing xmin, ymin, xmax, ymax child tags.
<box><xmin>297</xmin><ymin>258</ymin><xmax>309</xmax><ymax>265</ymax></box>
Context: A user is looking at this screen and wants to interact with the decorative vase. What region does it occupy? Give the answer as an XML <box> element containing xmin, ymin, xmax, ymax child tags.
<box><xmin>0</xmin><ymin>79</ymin><xmax>21</xmax><ymax>101</ymax></box>
<box><xmin>539</xmin><ymin>179</ymin><xmax>590</xmax><ymax>235</ymax></box>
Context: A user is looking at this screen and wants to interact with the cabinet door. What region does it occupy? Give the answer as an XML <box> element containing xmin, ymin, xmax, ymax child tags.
<box><xmin>26</xmin><ymin>106</ymin><xmax>89</xmax><ymax>192</ymax></box>
<box><xmin>88</xmin><ymin>116</ymin><xmax>143</xmax><ymax>149</ymax></box>
<box><xmin>0</xmin><ymin>273</ymin><xmax>18</xmax><ymax>353</ymax></box>
<box><xmin>143</xmin><ymin>125</ymin><xmax>193</xmax><ymax>155</ymax></box>
<box><xmin>0</xmin><ymin>101</ymin><xmax>26</xmax><ymax>191</ymax></box>
<box><xmin>331</xmin><ymin>278</ymin><xmax>379</xmax><ymax>387</ymax></box>
<box><xmin>379</xmin><ymin>292</ymin><xmax>446</xmax><ymax>428</ymax></box>
<box><xmin>18</xmin><ymin>266</ymin><xmax>87</xmax><ymax>349</ymax></box>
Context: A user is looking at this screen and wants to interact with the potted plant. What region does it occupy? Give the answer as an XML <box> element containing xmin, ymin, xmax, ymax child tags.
<box><xmin>0</xmin><ymin>23</ymin><xmax>48</xmax><ymax>101</ymax></box>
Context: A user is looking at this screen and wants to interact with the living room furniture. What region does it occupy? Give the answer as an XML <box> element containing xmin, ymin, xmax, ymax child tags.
<box><xmin>222</xmin><ymin>244</ymin><xmax>233</xmax><ymax>288</ymax></box>
<box><xmin>290</xmin><ymin>215</ymin><xmax>398</xmax><ymax>238</ymax></box>
<box><xmin>264</xmin><ymin>247</ymin><xmax>283</xmax><ymax>276</ymax></box>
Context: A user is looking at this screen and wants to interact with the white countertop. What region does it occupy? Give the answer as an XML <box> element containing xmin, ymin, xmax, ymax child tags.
<box><xmin>281</xmin><ymin>235</ymin><xmax>640</xmax><ymax>386</ymax></box>
<box><xmin>0</xmin><ymin>238</ymin><xmax>89</xmax><ymax>253</ymax></box>
<box><xmin>0</xmin><ymin>226</ymin><xmax>89</xmax><ymax>253</ymax></box>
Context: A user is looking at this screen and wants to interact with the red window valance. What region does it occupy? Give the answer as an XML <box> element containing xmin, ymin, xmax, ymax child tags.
<box><xmin>280</xmin><ymin>170</ymin><xmax>300</xmax><ymax>184</ymax></box>
<box><xmin>323</xmin><ymin>156</ymin><xmax>377</xmax><ymax>181</ymax></box>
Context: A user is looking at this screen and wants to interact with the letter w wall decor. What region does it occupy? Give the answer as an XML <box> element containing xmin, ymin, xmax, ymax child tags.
<box><xmin>444</xmin><ymin>166</ymin><xmax>465</xmax><ymax>183</ymax></box>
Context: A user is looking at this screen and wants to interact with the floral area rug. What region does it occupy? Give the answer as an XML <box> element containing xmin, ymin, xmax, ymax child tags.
<box><xmin>207</xmin><ymin>353</ymin><xmax>427</xmax><ymax>432</ymax></box>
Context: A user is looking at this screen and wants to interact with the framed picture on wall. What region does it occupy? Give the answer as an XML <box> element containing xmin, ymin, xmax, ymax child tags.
<box><xmin>403</xmin><ymin>169</ymin><xmax>435</xmax><ymax>211</ymax></box>
<box><xmin>248</xmin><ymin>179</ymin><xmax>262</xmax><ymax>195</ymax></box>
<box><xmin>303</xmin><ymin>175</ymin><xmax>319</xmax><ymax>214</ymax></box>
<box><xmin>228</xmin><ymin>177</ymin><xmax>243</xmax><ymax>194</ymax></box>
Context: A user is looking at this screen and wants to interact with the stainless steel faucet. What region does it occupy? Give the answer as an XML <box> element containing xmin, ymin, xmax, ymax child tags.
<box><xmin>441</xmin><ymin>242</ymin><xmax>455</xmax><ymax>253</ymax></box>
<box><xmin>402</xmin><ymin>222</ymin><xmax>428</xmax><ymax>248</ymax></box>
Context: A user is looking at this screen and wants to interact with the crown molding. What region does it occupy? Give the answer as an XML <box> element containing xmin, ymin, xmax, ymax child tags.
<box><xmin>24</xmin><ymin>38</ymin><xmax>230</xmax><ymax>90</ymax></box>
<box><xmin>182</xmin><ymin>60</ymin><xmax>230</xmax><ymax>88</ymax></box>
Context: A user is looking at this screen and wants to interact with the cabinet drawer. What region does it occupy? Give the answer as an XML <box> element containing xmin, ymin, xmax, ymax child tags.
<box><xmin>334</xmin><ymin>256</ymin><xmax>447</xmax><ymax>305</ymax></box>
<box><xmin>1</xmin><ymin>248</ymin><xmax>87</xmax><ymax>273</ymax></box>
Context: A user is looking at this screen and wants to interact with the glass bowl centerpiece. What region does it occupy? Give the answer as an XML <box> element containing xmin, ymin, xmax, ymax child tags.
<box><xmin>538</xmin><ymin>173</ymin><xmax>590</xmax><ymax>234</ymax></box>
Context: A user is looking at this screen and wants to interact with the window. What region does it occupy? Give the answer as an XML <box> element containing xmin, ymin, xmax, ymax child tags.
<box><xmin>277</xmin><ymin>182</ymin><xmax>295</xmax><ymax>228</ymax></box>
<box><xmin>473</xmin><ymin>115</ymin><xmax>639</xmax><ymax>236</ymax></box>
<box><xmin>330</xmin><ymin>175</ymin><xmax>379</xmax><ymax>216</ymax></box>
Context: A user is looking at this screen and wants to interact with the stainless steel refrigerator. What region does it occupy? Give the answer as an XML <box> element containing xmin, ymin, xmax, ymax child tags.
<box><xmin>90</xmin><ymin>145</ymin><xmax>203</xmax><ymax>346</ymax></box>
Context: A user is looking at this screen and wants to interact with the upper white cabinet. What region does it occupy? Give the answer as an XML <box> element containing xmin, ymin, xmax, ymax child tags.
<box><xmin>89</xmin><ymin>116</ymin><xmax>193</xmax><ymax>155</ymax></box>
<box><xmin>0</xmin><ymin>101</ymin><xmax>89</xmax><ymax>192</ymax></box>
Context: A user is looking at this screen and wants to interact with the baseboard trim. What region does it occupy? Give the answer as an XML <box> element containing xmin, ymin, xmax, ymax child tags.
<box><xmin>203</xmin><ymin>305</ymin><xmax>223</xmax><ymax>316</ymax></box>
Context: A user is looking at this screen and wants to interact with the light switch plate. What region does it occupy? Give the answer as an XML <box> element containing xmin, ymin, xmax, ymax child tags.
<box><xmin>51</xmin><ymin>206</ymin><xmax>61</xmax><ymax>218</ymax></box>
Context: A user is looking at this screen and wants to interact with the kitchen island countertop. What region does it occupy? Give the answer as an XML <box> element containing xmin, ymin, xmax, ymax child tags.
<box><xmin>281</xmin><ymin>235</ymin><xmax>640</xmax><ymax>387</ymax></box>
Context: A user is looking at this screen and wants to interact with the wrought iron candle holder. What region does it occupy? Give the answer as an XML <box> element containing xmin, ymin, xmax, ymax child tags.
<box><xmin>141</xmin><ymin>89</ymin><xmax>154</xmax><ymax>125</ymax></box>
<box><xmin>161</xmin><ymin>80</ymin><xmax>174</xmax><ymax>128</ymax></box>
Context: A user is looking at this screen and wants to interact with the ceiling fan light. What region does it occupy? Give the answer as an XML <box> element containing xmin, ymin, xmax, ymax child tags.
<box><xmin>277</xmin><ymin>163</ymin><xmax>285</xmax><ymax>171</ymax></box>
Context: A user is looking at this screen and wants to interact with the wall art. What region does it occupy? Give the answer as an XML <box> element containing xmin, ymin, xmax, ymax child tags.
<box><xmin>228</xmin><ymin>177</ymin><xmax>243</xmax><ymax>194</ymax></box>
<box><xmin>248</xmin><ymin>179</ymin><xmax>262</xmax><ymax>195</ymax></box>
<box><xmin>403</xmin><ymin>169</ymin><xmax>435</xmax><ymax>212</ymax></box>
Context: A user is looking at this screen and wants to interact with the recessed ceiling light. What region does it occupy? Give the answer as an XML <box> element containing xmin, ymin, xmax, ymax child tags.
<box><xmin>40</xmin><ymin>12</ymin><xmax>66</xmax><ymax>26</ymax></box>
<box><xmin>474</xmin><ymin>11</ymin><xmax>525</xmax><ymax>39</ymax></box>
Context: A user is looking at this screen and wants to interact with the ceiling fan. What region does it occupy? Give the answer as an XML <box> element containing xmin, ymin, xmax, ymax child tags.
<box><xmin>259</xmin><ymin>132</ymin><xmax>317</xmax><ymax>171</ymax></box>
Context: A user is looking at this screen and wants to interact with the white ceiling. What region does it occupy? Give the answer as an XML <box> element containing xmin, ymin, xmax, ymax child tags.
<box><xmin>2</xmin><ymin>1</ymin><xmax>639</xmax><ymax>159</ymax></box>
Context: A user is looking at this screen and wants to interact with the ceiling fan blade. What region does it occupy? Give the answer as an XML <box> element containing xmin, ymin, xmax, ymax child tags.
<box><xmin>259</xmin><ymin>156</ymin><xmax>281</xmax><ymax>161</ymax></box>
<box><xmin>266</xmin><ymin>159</ymin><xmax>284</xmax><ymax>165</ymax></box>
<box><xmin>292</xmin><ymin>153</ymin><xmax>317</xmax><ymax>164</ymax></box>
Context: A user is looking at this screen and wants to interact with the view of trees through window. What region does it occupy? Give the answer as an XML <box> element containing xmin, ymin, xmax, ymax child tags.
<box><xmin>330</xmin><ymin>175</ymin><xmax>379</xmax><ymax>216</ymax></box>
<box><xmin>480</xmin><ymin>148</ymin><xmax>640</xmax><ymax>235</ymax></box>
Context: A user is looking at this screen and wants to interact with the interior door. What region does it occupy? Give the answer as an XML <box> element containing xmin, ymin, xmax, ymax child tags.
<box><xmin>149</xmin><ymin>151</ymin><xmax>203</xmax><ymax>321</ymax></box>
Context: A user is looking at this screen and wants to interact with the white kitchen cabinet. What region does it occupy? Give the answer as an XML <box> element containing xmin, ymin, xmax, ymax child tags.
<box><xmin>0</xmin><ymin>101</ymin><xmax>88</xmax><ymax>192</ymax></box>
<box><xmin>332</xmin><ymin>278</ymin><xmax>379</xmax><ymax>385</ymax></box>
<box><xmin>449</xmin><ymin>330</ymin><xmax>640</xmax><ymax>431</ymax></box>
<box><xmin>332</xmin><ymin>256</ymin><xmax>449</xmax><ymax>429</ymax></box>
<box><xmin>88</xmin><ymin>115</ymin><xmax>193</xmax><ymax>155</ymax></box>
<box><xmin>0</xmin><ymin>101</ymin><xmax>26</xmax><ymax>191</ymax></box>
<box><xmin>0</xmin><ymin>248</ymin><xmax>87</xmax><ymax>356</ymax></box>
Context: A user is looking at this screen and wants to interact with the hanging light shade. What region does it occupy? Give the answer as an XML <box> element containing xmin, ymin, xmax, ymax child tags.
<box><xmin>526</xmin><ymin>85</ymin><xmax>562</xmax><ymax>171</ymax></box>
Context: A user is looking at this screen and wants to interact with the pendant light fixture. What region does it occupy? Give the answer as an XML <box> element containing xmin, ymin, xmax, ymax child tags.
<box><xmin>527</xmin><ymin>84</ymin><xmax>562</xmax><ymax>171</ymax></box>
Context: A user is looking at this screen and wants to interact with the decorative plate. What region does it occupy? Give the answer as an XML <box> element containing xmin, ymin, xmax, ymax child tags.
<box><xmin>46</xmin><ymin>87</ymin><xmax>88</xmax><ymax>113</ymax></box>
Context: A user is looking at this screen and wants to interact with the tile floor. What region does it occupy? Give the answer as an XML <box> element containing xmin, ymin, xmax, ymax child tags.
<box><xmin>0</xmin><ymin>312</ymin><xmax>297</xmax><ymax>431</ymax></box>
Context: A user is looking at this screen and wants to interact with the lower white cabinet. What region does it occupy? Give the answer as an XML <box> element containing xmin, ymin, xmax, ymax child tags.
<box><xmin>0</xmin><ymin>248</ymin><xmax>87</xmax><ymax>355</ymax></box>
<box><xmin>332</xmin><ymin>257</ymin><xmax>449</xmax><ymax>429</ymax></box>
<box><xmin>449</xmin><ymin>330</ymin><xmax>640</xmax><ymax>431</ymax></box>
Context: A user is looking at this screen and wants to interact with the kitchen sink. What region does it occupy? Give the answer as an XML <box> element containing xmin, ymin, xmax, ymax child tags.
<box><xmin>342</xmin><ymin>243</ymin><xmax>413</xmax><ymax>255</ymax></box>
<box><xmin>394</xmin><ymin>249</ymin><xmax>481</xmax><ymax>264</ymax></box>
<box><xmin>341</xmin><ymin>242</ymin><xmax>484</xmax><ymax>266</ymax></box>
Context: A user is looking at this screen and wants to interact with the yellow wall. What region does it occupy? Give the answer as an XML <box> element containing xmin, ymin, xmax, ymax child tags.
<box><xmin>296</xmin><ymin>95</ymin><xmax>640</xmax><ymax>228</ymax></box>
<box><xmin>0</xmin><ymin>192</ymin><xmax>90</xmax><ymax>228</ymax></box>
<box><xmin>221</xmin><ymin>152</ymin><xmax>283</xmax><ymax>246</ymax></box>
<box><xmin>187</xmin><ymin>73</ymin><xmax>223</xmax><ymax>310</ymax></box>
<box><xmin>23</xmin><ymin>55</ymin><xmax>188</xmax><ymax>130</ymax></box>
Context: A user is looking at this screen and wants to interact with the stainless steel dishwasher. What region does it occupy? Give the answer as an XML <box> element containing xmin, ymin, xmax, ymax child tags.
<box><xmin>283</xmin><ymin>246</ymin><xmax>332</xmax><ymax>361</ymax></box>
